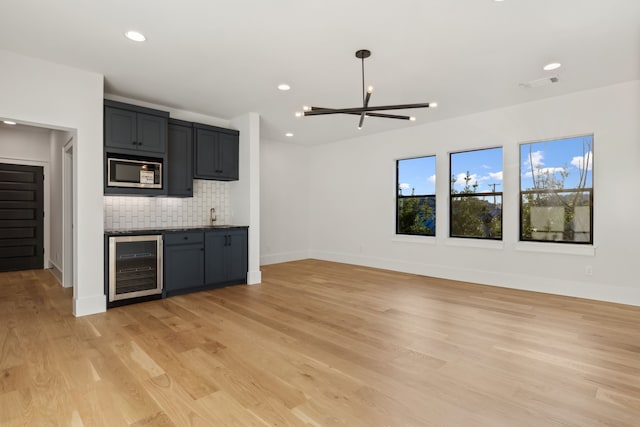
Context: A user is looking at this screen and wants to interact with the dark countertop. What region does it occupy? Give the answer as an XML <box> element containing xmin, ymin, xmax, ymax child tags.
<box><xmin>104</xmin><ymin>225</ymin><xmax>248</xmax><ymax>236</ymax></box>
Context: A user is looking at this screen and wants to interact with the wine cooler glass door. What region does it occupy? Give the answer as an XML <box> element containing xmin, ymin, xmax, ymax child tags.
<box><xmin>109</xmin><ymin>235</ymin><xmax>163</xmax><ymax>302</ymax></box>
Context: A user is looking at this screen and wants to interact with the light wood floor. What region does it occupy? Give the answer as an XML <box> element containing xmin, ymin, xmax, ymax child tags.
<box><xmin>1</xmin><ymin>260</ymin><xmax>640</xmax><ymax>426</ymax></box>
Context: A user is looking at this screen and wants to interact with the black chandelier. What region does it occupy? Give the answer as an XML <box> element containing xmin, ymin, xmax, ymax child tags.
<box><xmin>302</xmin><ymin>49</ymin><xmax>437</xmax><ymax>129</ymax></box>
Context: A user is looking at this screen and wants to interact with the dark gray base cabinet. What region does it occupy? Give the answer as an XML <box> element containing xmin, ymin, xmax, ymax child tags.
<box><xmin>163</xmin><ymin>228</ymin><xmax>247</xmax><ymax>297</ymax></box>
<box><xmin>205</xmin><ymin>229</ymin><xmax>248</xmax><ymax>285</ymax></box>
<box><xmin>164</xmin><ymin>233</ymin><xmax>204</xmax><ymax>297</ymax></box>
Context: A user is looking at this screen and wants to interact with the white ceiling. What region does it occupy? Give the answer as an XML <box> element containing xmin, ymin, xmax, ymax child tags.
<box><xmin>0</xmin><ymin>0</ymin><xmax>638</xmax><ymax>145</ymax></box>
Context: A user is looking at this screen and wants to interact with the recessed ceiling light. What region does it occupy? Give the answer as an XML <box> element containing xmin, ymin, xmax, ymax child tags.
<box><xmin>125</xmin><ymin>31</ymin><xmax>146</xmax><ymax>42</ymax></box>
<box><xmin>295</xmin><ymin>111</ymin><xmax>303</xmax><ymax>117</ymax></box>
<box><xmin>3</xmin><ymin>120</ymin><xmax>16</xmax><ymax>125</ymax></box>
<box><xmin>543</xmin><ymin>62</ymin><xmax>562</xmax><ymax>71</ymax></box>
<box><xmin>285</xmin><ymin>132</ymin><xmax>293</xmax><ymax>137</ymax></box>
<box><xmin>429</xmin><ymin>102</ymin><xmax>438</xmax><ymax>108</ymax></box>
<box><xmin>278</xmin><ymin>84</ymin><xmax>291</xmax><ymax>91</ymax></box>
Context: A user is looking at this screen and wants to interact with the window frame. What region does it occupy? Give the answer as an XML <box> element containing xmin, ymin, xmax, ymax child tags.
<box><xmin>395</xmin><ymin>155</ymin><xmax>437</xmax><ymax>237</ymax></box>
<box><xmin>449</xmin><ymin>147</ymin><xmax>503</xmax><ymax>241</ymax></box>
<box><xmin>518</xmin><ymin>134</ymin><xmax>594</xmax><ymax>245</ymax></box>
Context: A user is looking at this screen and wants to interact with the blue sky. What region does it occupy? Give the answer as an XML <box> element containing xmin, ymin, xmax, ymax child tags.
<box><xmin>520</xmin><ymin>135</ymin><xmax>593</xmax><ymax>191</ymax></box>
<box><xmin>397</xmin><ymin>156</ymin><xmax>436</xmax><ymax>195</ymax></box>
<box><xmin>398</xmin><ymin>135</ymin><xmax>592</xmax><ymax>196</ymax></box>
<box><xmin>450</xmin><ymin>147</ymin><xmax>503</xmax><ymax>193</ymax></box>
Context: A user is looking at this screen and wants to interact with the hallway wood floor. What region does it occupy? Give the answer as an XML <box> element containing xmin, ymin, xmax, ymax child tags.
<box><xmin>1</xmin><ymin>260</ymin><xmax>640</xmax><ymax>426</ymax></box>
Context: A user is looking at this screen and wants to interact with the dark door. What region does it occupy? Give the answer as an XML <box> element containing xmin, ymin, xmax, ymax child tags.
<box><xmin>0</xmin><ymin>163</ymin><xmax>44</xmax><ymax>272</ymax></box>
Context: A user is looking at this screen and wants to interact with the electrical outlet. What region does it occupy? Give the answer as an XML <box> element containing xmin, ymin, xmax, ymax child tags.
<box><xmin>585</xmin><ymin>265</ymin><xmax>593</xmax><ymax>276</ymax></box>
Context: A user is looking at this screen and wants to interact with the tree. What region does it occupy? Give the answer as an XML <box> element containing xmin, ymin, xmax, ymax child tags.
<box><xmin>522</xmin><ymin>137</ymin><xmax>592</xmax><ymax>241</ymax></box>
<box><xmin>397</xmin><ymin>186</ymin><xmax>435</xmax><ymax>235</ymax></box>
<box><xmin>451</xmin><ymin>172</ymin><xmax>501</xmax><ymax>238</ymax></box>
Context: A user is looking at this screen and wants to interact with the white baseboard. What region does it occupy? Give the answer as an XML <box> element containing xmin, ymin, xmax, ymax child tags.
<box><xmin>73</xmin><ymin>294</ymin><xmax>106</xmax><ymax>317</ymax></box>
<box><xmin>247</xmin><ymin>270</ymin><xmax>262</xmax><ymax>285</ymax></box>
<box><xmin>260</xmin><ymin>250</ymin><xmax>310</xmax><ymax>266</ymax></box>
<box><xmin>48</xmin><ymin>262</ymin><xmax>63</xmax><ymax>284</ymax></box>
<box><xmin>310</xmin><ymin>250</ymin><xmax>640</xmax><ymax>307</ymax></box>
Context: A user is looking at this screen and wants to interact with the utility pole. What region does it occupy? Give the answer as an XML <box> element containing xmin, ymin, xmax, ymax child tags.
<box><xmin>489</xmin><ymin>183</ymin><xmax>501</xmax><ymax>206</ymax></box>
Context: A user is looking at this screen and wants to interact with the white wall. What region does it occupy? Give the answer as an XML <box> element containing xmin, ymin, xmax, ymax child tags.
<box><xmin>260</xmin><ymin>139</ymin><xmax>310</xmax><ymax>265</ymax></box>
<box><xmin>279</xmin><ymin>80</ymin><xmax>639</xmax><ymax>306</ymax></box>
<box><xmin>0</xmin><ymin>49</ymin><xmax>105</xmax><ymax>316</ymax></box>
<box><xmin>0</xmin><ymin>125</ymin><xmax>51</xmax><ymax>160</ymax></box>
<box><xmin>230</xmin><ymin>113</ymin><xmax>261</xmax><ymax>284</ymax></box>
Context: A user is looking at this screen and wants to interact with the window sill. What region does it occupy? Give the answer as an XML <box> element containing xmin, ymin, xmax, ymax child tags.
<box><xmin>392</xmin><ymin>235</ymin><xmax>437</xmax><ymax>245</ymax></box>
<box><xmin>514</xmin><ymin>242</ymin><xmax>595</xmax><ymax>256</ymax></box>
<box><xmin>445</xmin><ymin>238</ymin><xmax>504</xmax><ymax>250</ymax></box>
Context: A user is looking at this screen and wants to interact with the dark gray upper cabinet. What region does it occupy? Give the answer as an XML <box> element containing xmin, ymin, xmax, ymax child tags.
<box><xmin>104</xmin><ymin>108</ymin><xmax>137</xmax><ymax>150</ymax></box>
<box><xmin>193</xmin><ymin>124</ymin><xmax>239</xmax><ymax>181</ymax></box>
<box><xmin>104</xmin><ymin>100</ymin><xmax>168</xmax><ymax>155</ymax></box>
<box><xmin>137</xmin><ymin>114</ymin><xmax>167</xmax><ymax>153</ymax></box>
<box><xmin>167</xmin><ymin>119</ymin><xmax>193</xmax><ymax>197</ymax></box>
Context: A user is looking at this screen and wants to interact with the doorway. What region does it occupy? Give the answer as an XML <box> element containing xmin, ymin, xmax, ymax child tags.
<box><xmin>0</xmin><ymin>162</ymin><xmax>44</xmax><ymax>272</ymax></box>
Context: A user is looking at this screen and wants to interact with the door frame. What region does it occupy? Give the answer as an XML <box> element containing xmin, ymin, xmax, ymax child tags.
<box><xmin>0</xmin><ymin>156</ymin><xmax>50</xmax><ymax>269</ymax></box>
<box><xmin>62</xmin><ymin>138</ymin><xmax>74</xmax><ymax>288</ymax></box>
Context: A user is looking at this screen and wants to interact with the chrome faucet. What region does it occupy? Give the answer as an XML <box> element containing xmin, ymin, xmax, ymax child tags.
<box><xmin>210</xmin><ymin>208</ymin><xmax>217</xmax><ymax>225</ymax></box>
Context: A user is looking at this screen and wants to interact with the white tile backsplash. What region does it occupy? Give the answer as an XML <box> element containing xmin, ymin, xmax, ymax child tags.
<box><xmin>104</xmin><ymin>180</ymin><xmax>230</xmax><ymax>229</ymax></box>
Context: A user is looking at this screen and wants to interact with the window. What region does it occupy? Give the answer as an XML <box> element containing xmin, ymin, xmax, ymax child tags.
<box><xmin>396</xmin><ymin>156</ymin><xmax>436</xmax><ymax>236</ymax></box>
<box><xmin>450</xmin><ymin>147</ymin><xmax>503</xmax><ymax>239</ymax></box>
<box><xmin>520</xmin><ymin>135</ymin><xmax>593</xmax><ymax>244</ymax></box>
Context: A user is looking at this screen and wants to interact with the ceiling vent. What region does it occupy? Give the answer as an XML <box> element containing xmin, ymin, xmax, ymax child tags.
<box><xmin>519</xmin><ymin>76</ymin><xmax>559</xmax><ymax>88</ymax></box>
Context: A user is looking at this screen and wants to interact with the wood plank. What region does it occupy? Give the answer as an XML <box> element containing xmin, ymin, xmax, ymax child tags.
<box><xmin>1</xmin><ymin>260</ymin><xmax>639</xmax><ymax>426</ymax></box>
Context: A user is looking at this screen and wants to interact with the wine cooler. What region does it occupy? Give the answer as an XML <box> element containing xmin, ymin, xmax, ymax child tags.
<box><xmin>108</xmin><ymin>235</ymin><xmax>163</xmax><ymax>302</ymax></box>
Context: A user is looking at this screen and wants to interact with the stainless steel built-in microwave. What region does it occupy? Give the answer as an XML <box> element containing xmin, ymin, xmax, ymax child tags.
<box><xmin>107</xmin><ymin>157</ymin><xmax>162</xmax><ymax>189</ymax></box>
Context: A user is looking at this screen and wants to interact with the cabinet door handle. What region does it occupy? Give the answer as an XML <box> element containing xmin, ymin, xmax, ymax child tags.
<box><xmin>184</xmin><ymin>236</ymin><xmax>188</xmax><ymax>240</ymax></box>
